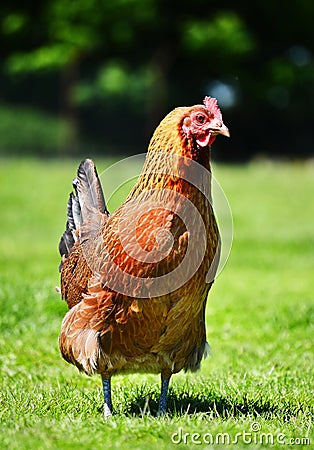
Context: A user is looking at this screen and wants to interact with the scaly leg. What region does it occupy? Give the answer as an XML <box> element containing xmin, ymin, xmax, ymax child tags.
<box><xmin>101</xmin><ymin>375</ymin><xmax>113</xmax><ymax>418</ymax></box>
<box><xmin>157</xmin><ymin>374</ymin><xmax>171</xmax><ymax>416</ymax></box>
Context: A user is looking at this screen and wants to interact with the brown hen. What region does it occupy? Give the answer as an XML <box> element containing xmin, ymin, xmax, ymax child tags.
<box><xmin>58</xmin><ymin>96</ymin><xmax>229</xmax><ymax>417</ymax></box>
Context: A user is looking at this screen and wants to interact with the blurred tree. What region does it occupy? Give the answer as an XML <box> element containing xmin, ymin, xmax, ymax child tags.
<box><xmin>0</xmin><ymin>0</ymin><xmax>313</xmax><ymax>158</ymax></box>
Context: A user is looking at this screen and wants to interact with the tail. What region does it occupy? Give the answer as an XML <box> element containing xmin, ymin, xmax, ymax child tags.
<box><xmin>58</xmin><ymin>159</ymin><xmax>109</xmax><ymax>266</ymax></box>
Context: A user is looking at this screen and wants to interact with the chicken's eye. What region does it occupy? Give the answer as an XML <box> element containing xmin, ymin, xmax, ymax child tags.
<box><xmin>196</xmin><ymin>114</ymin><xmax>206</xmax><ymax>124</ymax></box>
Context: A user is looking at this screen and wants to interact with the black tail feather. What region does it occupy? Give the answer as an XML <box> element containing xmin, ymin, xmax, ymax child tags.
<box><xmin>58</xmin><ymin>159</ymin><xmax>108</xmax><ymax>267</ymax></box>
<box><xmin>58</xmin><ymin>192</ymin><xmax>81</xmax><ymax>260</ymax></box>
<box><xmin>75</xmin><ymin>159</ymin><xmax>107</xmax><ymax>221</ymax></box>
<box><xmin>67</xmin><ymin>191</ymin><xmax>82</xmax><ymax>233</ymax></box>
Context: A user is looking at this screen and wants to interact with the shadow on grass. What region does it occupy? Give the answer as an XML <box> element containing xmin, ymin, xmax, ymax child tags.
<box><xmin>121</xmin><ymin>391</ymin><xmax>282</xmax><ymax>419</ymax></box>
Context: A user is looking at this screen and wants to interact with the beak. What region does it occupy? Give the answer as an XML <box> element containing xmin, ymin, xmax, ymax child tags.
<box><xmin>215</xmin><ymin>122</ymin><xmax>230</xmax><ymax>138</ymax></box>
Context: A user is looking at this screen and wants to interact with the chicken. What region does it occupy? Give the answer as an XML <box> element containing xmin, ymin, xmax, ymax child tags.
<box><xmin>58</xmin><ymin>96</ymin><xmax>229</xmax><ymax>418</ymax></box>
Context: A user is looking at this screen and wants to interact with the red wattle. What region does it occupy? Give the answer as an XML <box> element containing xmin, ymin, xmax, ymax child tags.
<box><xmin>196</xmin><ymin>132</ymin><xmax>216</xmax><ymax>147</ymax></box>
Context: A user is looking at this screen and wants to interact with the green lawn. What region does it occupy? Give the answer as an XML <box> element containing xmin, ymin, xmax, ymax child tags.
<box><xmin>0</xmin><ymin>157</ymin><xmax>313</xmax><ymax>449</ymax></box>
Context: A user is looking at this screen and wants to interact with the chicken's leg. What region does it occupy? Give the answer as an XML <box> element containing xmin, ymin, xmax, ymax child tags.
<box><xmin>157</xmin><ymin>374</ymin><xmax>171</xmax><ymax>416</ymax></box>
<box><xmin>102</xmin><ymin>375</ymin><xmax>113</xmax><ymax>418</ymax></box>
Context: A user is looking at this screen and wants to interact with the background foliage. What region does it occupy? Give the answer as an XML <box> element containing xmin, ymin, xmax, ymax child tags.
<box><xmin>1</xmin><ymin>0</ymin><xmax>313</xmax><ymax>160</ymax></box>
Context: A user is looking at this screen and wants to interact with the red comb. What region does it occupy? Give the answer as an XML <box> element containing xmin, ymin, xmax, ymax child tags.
<box><xmin>203</xmin><ymin>96</ymin><xmax>222</xmax><ymax>120</ymax></box>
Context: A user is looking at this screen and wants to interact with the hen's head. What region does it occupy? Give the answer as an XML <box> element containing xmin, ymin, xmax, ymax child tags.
<box><xmin>182</xmin><ymin>96</ymin><xmax>230</xmax><ymax>148</ymax></box>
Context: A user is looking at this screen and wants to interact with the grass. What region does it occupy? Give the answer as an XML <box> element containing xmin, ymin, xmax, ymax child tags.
<box><xmin>0</xmin><ymin>157</ymin><xmax>313</xmax><ymax>449</ymax></box>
